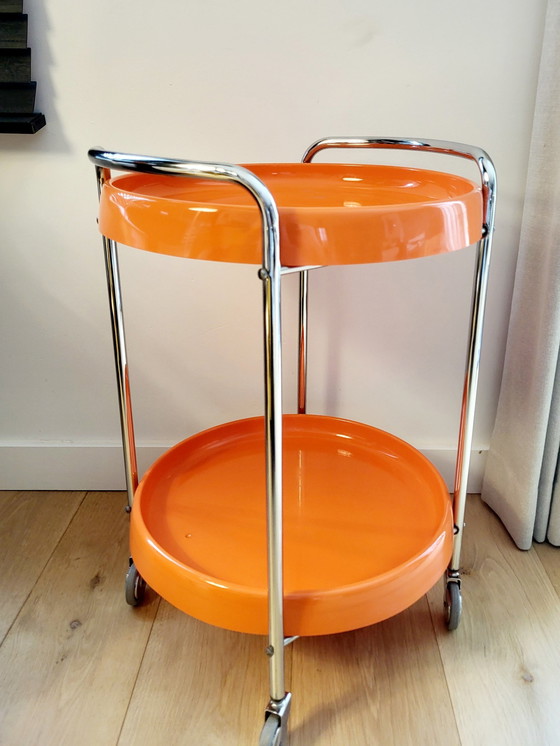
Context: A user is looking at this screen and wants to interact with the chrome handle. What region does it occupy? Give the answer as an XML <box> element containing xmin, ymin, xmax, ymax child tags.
<box><xmin>88</xmin><ymin>148</ymin><xmax>281</xmax><ymax>274</ymax></box>
<box><xmin>301</xmin><ymin>136</ymin><xmax>496</xmax><ymax>228</ymax></box>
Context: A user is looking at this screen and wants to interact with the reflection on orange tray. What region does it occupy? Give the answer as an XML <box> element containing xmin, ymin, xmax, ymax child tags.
<box><xmin>99</xmin><ymin>163</ymin><xmax>482</xmax><ymax>266</ymax></box>
<box><xmin>131</xmin><ymin>414</ymin><xmax>453</xmax><ymax>636</ymax></box>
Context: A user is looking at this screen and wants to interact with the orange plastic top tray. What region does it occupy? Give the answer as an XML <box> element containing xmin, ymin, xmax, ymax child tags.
<box><xmin>99</xmin><ymin>163</ymin><xmax>482</xmax><ymax>266</ymax></box>
<box><xmin>130</xmin><ymin>415</ymin><xmax>453</xmax><ymax>636</ymax></box>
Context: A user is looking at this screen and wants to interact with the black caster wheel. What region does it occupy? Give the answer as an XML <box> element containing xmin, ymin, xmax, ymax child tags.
<box><xmin>444</xmin><ymin>581</ymin><xmax>462</xmax><ymax>631</ymax></box>
<box><xmin>125</xmin><ymin>561</ymin><xmax>146</xmax><ymax>606</ymax></box>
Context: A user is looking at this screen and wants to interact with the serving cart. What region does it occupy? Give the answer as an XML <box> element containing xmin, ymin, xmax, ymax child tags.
<box><xmin>89</xmin><ymin>137</ymin><xmax>496</xmax><ymax>746</ymax></box>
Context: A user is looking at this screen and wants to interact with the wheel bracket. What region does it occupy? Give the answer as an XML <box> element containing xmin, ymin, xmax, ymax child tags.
<box><xmin>260</xmin><ymin>692</ymin><xmax>292</xmax><ymax>746</ymax></box>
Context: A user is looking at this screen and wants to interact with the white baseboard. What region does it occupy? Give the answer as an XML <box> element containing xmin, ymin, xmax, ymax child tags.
<box><xmin>0</xmin><ymin>444</ymin><xmax>487</xmax><ymax>492</ymax></box>
<box><xmin>0</xmin><ymin>445</ymin><xmax>167</xmax><ymax>491</ymax></box>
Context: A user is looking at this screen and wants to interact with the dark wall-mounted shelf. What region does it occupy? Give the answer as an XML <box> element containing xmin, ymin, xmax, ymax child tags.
<box><xmin>0</xmin><ymin>0</ymin><xmax>45</xmax><ymax>133</ymax></box>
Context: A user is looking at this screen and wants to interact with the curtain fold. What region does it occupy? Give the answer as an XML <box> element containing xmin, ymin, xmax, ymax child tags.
<box><xmin>481</xmin><ymin>0</ymin><xmax>560</xmax><ymax>549</ymax></box>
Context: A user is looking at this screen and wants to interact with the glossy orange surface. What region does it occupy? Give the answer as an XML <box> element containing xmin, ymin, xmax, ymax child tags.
<box><xmin>99</xmin><ymin>163</ymin><xmax>482</xmax><ymax>265</ymax></box>
<box><xmin>131</xmin><ymin>415</ymin><xmax>453</xmax><ymax>635</ymax></box>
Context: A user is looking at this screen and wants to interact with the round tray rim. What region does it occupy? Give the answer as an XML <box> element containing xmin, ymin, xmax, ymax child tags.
<box><xmin>107</xmin><ymin>162</ymin><xmax>482</xmax><ymax>214</ymax></box>
<box><xmin>132</xmin><ymin>414</ymin><xmax>451</xmax><ymax>598</ymax></box>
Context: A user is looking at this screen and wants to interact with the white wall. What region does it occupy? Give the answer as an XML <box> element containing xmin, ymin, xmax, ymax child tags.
<box><xmin>0</xmin><ymin>0</ymin><xmax>547</xmax><ymax>490</ymax></box>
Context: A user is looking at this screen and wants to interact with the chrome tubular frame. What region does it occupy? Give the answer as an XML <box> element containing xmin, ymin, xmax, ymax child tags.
<box><xmin>293</xmin><ymin>146</ymin><xmax>332</xmax><ymax>415</ymax></box>
<box><xmin>450</xmin><ymin>181</ymin><xmax>496</xmax><ymax>578</ymax></box>
<box><xmin>89</xmin><ymin>137</ymin><xmax>494</xmax><ymax>741</ymax></box>
<box><xmin>95</xmin><ymin>166</ymin><xmax>138</xmax><ymax>509</ymax></box>
<box><xmin>297</xmin><ymin>270</ymin><xmax>309</xmax><ymax>414</ymax></box>
<box><xmin>301</xmin><ymin>136</ymin><xmax>497</xmax><ymax>590</ymax></box>
<box><xmin>89</xmin><ymin>149</ymin><xmax>289</xmax><ymax>710</ymax></box>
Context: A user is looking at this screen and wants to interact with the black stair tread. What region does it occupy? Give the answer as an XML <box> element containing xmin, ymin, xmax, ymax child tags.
<box><xmin>0</xmin><ymin>14</ymin><xmax>28</xmax><ymax>48</ymax></box>
<box><xmin>0</xmin><ymin>79</ymin><xmax>35</xmax><ymax>88</ymax></box>
<box><xmin>0</xmin><ymin>79</ymin><xmax>35</xmax><ymax>113</ymax></box>
<box><xmin>0</xmin><ymin>46</ymin><xmax>29</xmax><ymax>54</ymax></box>
<box><xmin>0</xmin><ymin>1</ymin><xmax>24</xmax><ymax>11</ymax></box>
<box><xmin>0</xmin><ymin>47</ymin><xmax>31</xmax><ymax>82</ymax></box>
<box><xmin>0</xmin><ymin>111</ymin><xmax>45</xmax><ymax>133</ymax></box>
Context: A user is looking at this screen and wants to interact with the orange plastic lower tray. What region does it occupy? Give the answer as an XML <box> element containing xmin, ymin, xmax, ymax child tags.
<box><xmin>131</xmin><ymin>415</ymin><xmax>452</xmax><ymax>636</ymax></box>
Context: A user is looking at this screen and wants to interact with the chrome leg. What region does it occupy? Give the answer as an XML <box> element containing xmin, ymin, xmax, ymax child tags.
<box><xmin>260</xmin><ymin>261</ymin><xmax>285</xmax><ymax>704</ymax></box>
<box><xmin>449</xmin><ymin>230</ymin><xmax>493</xmax><ymax>577</ymax></box>
<box><xmin>298</xmin><ymin>135</ymin><xmax>496</xmax><ymax>623</ymax></box>
<box><xmin>90</xmin><ymin>151</ymin><xmax>292</xmax><ymax>740</ymax></box>
<box><xmin>297</xmin><ymin>270</ymin><xmax>309</xmax><ymax>414</ymax></box>
<box><xmin>102</xmin><ymin>235</ymin><xmax>138</xmax><ymax>509</ymax></box>
<box><xmin>258</xmin><ymin>179</ymin><xmax>289</xmax><ymax>740</ymax></box>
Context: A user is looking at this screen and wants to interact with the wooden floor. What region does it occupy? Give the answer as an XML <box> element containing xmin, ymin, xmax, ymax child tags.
<box><xmin>1</xmin><ymin>492</ymin><xmax>559</xmax><ymax>746</ymax></box>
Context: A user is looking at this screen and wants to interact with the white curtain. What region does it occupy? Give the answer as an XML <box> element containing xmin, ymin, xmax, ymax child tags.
<box><xmin>481</xmin><ymin>0</ymin><xmax>560</xmax><ymax>549</ymax></box>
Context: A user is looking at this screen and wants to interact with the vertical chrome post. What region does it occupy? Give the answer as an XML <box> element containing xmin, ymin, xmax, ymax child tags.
<box><xmin>102</xmin><ymin>237</ymin><xmax>139</xmax><ymax>508</ymax></box>
<box><xmin>449</xmin><ymin>154</ymin><xmax>496</xmax><ymax>576</ymax></box>
<box><xmin>449</xmin><ymin>233</ymin><xmax>493</xmax><ymax>572</ymax></box>
<box><xmin>297</xmin><ymin>270</ymin><xmax>309</xmax><ymax>414</ymax></box>
<box><xmin>96</xmin><ymin>166</ymin><xmax>138</xmax><ymax>509</ymax></box>
<box><xmin>259</xmin><ymin>203</ymin><xmax>285</xmax><ymax>703</ymax></box>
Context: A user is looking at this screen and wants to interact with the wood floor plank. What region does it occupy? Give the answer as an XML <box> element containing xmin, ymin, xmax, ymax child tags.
<box><xmin>118</xmin><ymin>600</ymin><xmax>290</xmax><ymax>746</ymax></box>
<box><xmin>290</xmin><ymin>596</ymin><xmax>460</xmax><ymax>746</ymax></box>
<box><xmin>534</xmin><ymin>541</ymin><xmax>560</xmax><ymax>597</ymax></box>
<box><xmin>0</xmin><ymin>490</ymin><xmax>85</xmax><ymax>642</ymax></box>
<box><xmin>0</xmin><ymin>492</ymin><xmax>159</xmax><ymax>746</ymax></box>
<box><xmin>427</xmin><ymin>496</ymin><xmax>560</xmax><ymax>746</ymax></box>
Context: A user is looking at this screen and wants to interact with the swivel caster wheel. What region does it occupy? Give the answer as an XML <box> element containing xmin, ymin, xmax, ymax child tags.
<box><xmin>125</xmin><ymin>561</ymin><xmax>146</xmax><ymax>606</ymax></box>
<box><xmin>259</xmin><ymin>694</ymin><xmax>291</xmax><ymax>746</ymax></box>
<box><xmin>444</xmin><ymin>581</ymin><xmax>462</xmax><ymax>631</ymax></box>
<box><xmin>259</xmin><ymin>715</ymin><xmax>282</xmax><ymax>746</ymax></box>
